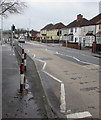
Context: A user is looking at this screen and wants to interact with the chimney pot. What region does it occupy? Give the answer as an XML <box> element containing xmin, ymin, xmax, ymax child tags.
<box><xmin>77</xmin><ymin>14</ymin><xmax>83</xmax><ymax>20</ymax></box>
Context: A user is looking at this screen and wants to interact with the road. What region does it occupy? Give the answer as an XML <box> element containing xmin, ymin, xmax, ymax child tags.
<box><xmin>17</xmin><ymin>41</ymin><xmax>100</xmax><ymax>119</ymax></box>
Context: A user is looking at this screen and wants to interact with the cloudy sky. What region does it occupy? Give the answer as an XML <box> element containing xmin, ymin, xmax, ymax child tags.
<box><xmin>3</xmin><ymin>0</ymin><xmax>100</xmax><ymax>31</ymax></box>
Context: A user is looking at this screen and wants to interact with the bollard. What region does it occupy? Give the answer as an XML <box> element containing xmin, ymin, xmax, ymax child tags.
<box><xmin>22</xmin><ymin>49</ymin><xmax>24</xmax><ymax>63</ymax></box>
<box><xmin>20</xmin><ymin>48</ymin><xmax>27</xmax><ymax>91</ymax></box>
<box><xmin>24</xmin><ymin>76</ymin><xmax>26</xmax><ymax>89</ymax></box>
<box><xmin>20</xmin><ymin>63</ymin><xmax>24</xmax><ymax>93</ymax></box>
<box><xmin>24</xmin><ymin>53</ymin><xmax>27</xmax><ymax>71</ymax></box>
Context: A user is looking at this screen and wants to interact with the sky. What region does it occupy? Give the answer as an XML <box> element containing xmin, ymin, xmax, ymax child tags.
<box><xmin>2</xmin><ymin>0</ymin><xmax>101</xmax><ymax>31</ymax></box>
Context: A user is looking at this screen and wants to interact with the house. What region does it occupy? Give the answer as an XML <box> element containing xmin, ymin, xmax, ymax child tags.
<box><xmin>85</xmin><ymin>13</ymin><xmax>101</xmax><ymax>47</ymax></box>
<box><xmin>40</xmin><ymin>23</ymin><xmax>66</xmax><ymax>43</ymax></box>
<box><xmin>95</xmin><ymin>19</ymin><xmax>101</xmax><ymax>44</ymax></box>
<box><xmin>30</xmin><ymin>30</ymin><xmax>40</xmax><ymax>41</ymax></box>
<box><xmin>40</xmin><ymin>24</ymin><xmax>53</xmax><ymax>41</ymax></box>
<box><xmin>61</xmin><ymin>14</ymin><xmax>89</xmax><ymax>48</ymax></box>
<box><xmin>47</xmin><ymin>22</ymin><xmax>66</xmax><ymax>43</ymax></box>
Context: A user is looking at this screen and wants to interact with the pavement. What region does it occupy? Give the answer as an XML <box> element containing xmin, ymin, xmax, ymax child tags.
<box><xmin>2</xmin><ymin>43</ymin><xmax>53</xmax><ymax>119</ymax></box>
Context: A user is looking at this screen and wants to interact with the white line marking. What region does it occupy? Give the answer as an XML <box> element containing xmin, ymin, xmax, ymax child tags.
<box><xmin>66</xmin><ymin>54</ymin><xmax>72</xmax><ymax>57</ymax></box>
<box><xmin>36</xmin><ymin>58</ymin><xmax>45</xmax><ymax>63</ymax></box>
<box><xmin>67</xmin><ymin>111</ymin><xmax>92</xmax><ymax>118</ymax></box>
<box><xmin>56</xmin><ymin>51</ymin><xmax>59</xmax><ymax>54</ymax></box>
<box><xmin>60</xmin><ymin>83</ymin><xmax>66</xmax><ymax>113</ymax></box>
<box><xmin>79</xmin><ymin>61</ymin><xmax>92</xmax><ymax>65</ymax></box>
<box><xmin>56</xmin><ymin>52</ymin><xmax>72</xmax><ymax>57</ymax></box>
<box><xmin>42</xmin><ymin>62</ymin><xmax>47</xmax><ymax>70</ymax></box>
<box><xmin>81</xmin><ymin>53</ymin><xmax>86</xmax><ymax>56</ymax></box>
<box><xmin>43</xmin><ymin>71</ymin><xmax>62</xmax><ymax>83</ymax></box>
<box><xmin>56</xmin><ymin>52</ymin><xmax>99</xmax><ymax>66</ymax></box>
<box><xmin>73</xmin><ymin>57</ymin><xmax>80</xmax><ymax>62</ymax></box>
<box><xmin>35</xmin><ymin>57</ymin><xmax>66</xmax><ymax>113</ymax></box>
<box><xmin>32</xmin><ymin>54</ymin><xmax>36</xmax><ymax>59</ymax></box>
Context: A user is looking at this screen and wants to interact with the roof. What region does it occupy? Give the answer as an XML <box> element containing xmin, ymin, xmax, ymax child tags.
<box><xmin>96</xmin><ymin>20</ymin><xmax>101</xmax><ymax>24</ymax></box>
<box><xmin>88</xmin><ymin>13</ymin><xmax>101</xmax><ymax>25</ymax></box>
<box><xmin>86</xmin><ymin>32</ymin><xmax>94</xmax><ymax>36</ymax></box>
<box><xmin>49</xmin><ymin>22</ymin><xmax>66</xmax><ymax>30</ymax></box>
<box><xmin>96</xmin><ymin>31</ymin><xmax>101</xmax><ymax>35</ymax></box>
<box><xmin>31</xmin><ymin>30</ymin><xmax>39</xmax><ymax>34</ymax></box>
<box><xmin>66</xmin><ymin>18</ymin><xmax>89</xmax><ymax>28</ymax></box>
<box><xmin>41</xmin><ymin>24</ymin><xmax>53</xmax><ymax>30</ymax></box>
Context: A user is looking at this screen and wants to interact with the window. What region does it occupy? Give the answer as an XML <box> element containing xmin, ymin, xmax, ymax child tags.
<box><xmin>99</xmin><ymin>24</ymin><xmax>101</xmax><ymax>30</ymax></box>
<box><xmin>70</xmin><ymin>35</ymin><xmax>73</xmax><ymax>41</ymax></box>
<box><xmin>83</xmin><ymin>27</ymin><xmax>86</xmax><ymax>32</ymax></box>
<box><xmin>64</xmin><ymin>34</ymin><xmax>67</xmax><ymax>36</ymax></box>
<box><xmin>71</xmin><ymin>28</ymin><xmax>73</xmax><ymax>33</ymax></box>
<box><xmin>75</xmin><ymin>28</ymin><xmax>77</xmax><ymax>32</ymax></box>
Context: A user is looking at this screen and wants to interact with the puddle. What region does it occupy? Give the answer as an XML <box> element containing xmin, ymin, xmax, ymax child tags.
<box><xmin>80</xmin><ymin>87</ymin><xmax>98</xmax><ymax>91</ymax></box>
<box><xmin>64</xmin><ymin>70</ymin><xmax>69</xmax><ymax>73</ymax></box>
<box><xmin>71</xmin><ymin>77</ymin><xmax>82</xmax><ymax>80</ymax></box>
<box><xmin>91</xmin><ymin>68</ymin><xmax>99</xmax><ymax>70</ymax></box>
<box><xmin>92</xmin><ymin>81</ymin><xmax>97</xmax><ymax>83</ymax></box>
<box><xmin>80</xmin><ymin>81</ymin><xmax>97</xmax><ymax>85</ymax></box>
<box><xmin>71</xmin><ymin>77</ymin><xmax>77</xmax><ymax>80</ymax></box>
<box><xmin>88</xmin><ymin>106</ymin><xmax>96</xmax><ymax>109</ymax></box>
<box><xmin>80</xmin><ymin>82</ymin><xmax>89</xmax><ymax>84</ymax></box>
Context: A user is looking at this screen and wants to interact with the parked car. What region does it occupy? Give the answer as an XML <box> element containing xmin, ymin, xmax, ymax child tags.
<box><xmin>18</xmin><ymin>36</ymin><xmax>25</xmax><ymax>43</ymax></box>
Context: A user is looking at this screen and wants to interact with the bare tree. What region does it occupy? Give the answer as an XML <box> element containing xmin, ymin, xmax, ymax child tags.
<box><xmin>0</xmin><ymin>0</ymin><xmax>26</xmax><ymax>16</ymax></box>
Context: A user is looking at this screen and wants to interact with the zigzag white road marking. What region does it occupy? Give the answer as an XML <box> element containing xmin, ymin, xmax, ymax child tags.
<box><xmin>33</xmin><ymin>54</ymin><xmax>66</xmax><ymax>113</ymax></box>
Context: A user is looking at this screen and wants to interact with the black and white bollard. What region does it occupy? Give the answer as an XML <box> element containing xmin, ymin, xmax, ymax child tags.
<box><xmin>20</xmin><ymin>48</ymin><xmax>27</xmax><ymax>91</ymax></box>
<box><xmin>24</xmin><ymin>76</ymin><xmax>26</xmax><ymax>89</ymax></box>
<box><xmin>20</xmin><ymin>63</ymin><xmax>24</xmax><ymax>93</ymax></box>
<box><xmin>24</xmin><ymin>53</ymin><xmax>27</xmax><ymax>71</ymax></box>
<box><xmin>22</xmin><ymin>49</ymin><xmax>24</xmax><ymax>63</ymax></box>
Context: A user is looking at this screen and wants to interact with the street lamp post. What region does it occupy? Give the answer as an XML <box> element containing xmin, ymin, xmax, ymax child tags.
<box><xmin>0</xmin><ymin>5</ymin><xmax>3</xmax><ymax>45</ymax></box>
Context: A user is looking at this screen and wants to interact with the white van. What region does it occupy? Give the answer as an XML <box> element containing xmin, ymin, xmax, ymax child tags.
<box><xmin>18</xmin><ymin>36</ymin><xmax>25</xmax><ymax>43</ymax></box>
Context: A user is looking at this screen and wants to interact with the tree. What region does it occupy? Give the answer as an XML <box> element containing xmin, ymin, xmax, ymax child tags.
<box><xmin>0</xmin><ymin>0</ymin><xmax>26</xmax><ymax>17</ymax></box>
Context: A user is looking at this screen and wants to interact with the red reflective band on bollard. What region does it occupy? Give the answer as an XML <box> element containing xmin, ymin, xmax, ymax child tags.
<box><xmin>22</xmin><ymin>49</ymin><xmax>24</xmax><ymax>54</ymax></box>
<box><xmin>20</xmin><ymin>63</ymin><xmax>24</xmax><ymax>73</ymax></box>
<box><xmin>21</xmin><ymin>65</ymin><xmax>24</xmax><ymax>72</ymax></box>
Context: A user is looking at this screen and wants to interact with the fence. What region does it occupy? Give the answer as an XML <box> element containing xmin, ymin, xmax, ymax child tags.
<box><xmin>62</xmin><ymin>41</ymin><xmax>81</xmax><ymax>50</ymax></box>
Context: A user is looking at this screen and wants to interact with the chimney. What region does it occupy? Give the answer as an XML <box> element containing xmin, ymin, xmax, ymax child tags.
<box><xmin>77</xmin><ymin>14</ymin><xmax>83</xmax><ymax>20</ymax></box>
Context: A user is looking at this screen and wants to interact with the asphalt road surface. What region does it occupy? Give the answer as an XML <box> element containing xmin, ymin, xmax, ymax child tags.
<box><xmin>17</xmin><ymin>41</ymin><xmax>100</xmax><ymax>119</ymax></box>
